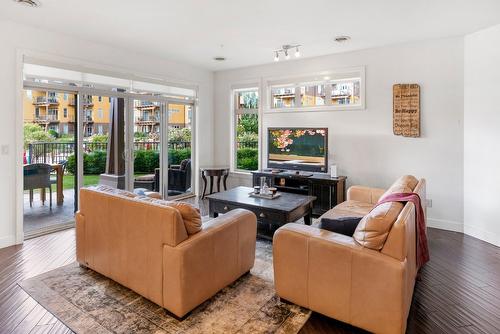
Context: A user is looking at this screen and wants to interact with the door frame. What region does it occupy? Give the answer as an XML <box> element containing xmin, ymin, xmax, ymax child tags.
<box><xmin>128</xmin><ymin>99</ymin><xmax>196</xmax><ymax>200</ymax></box>
<box><xmin>15</xmin><ymin>51</ymin><xmax>199</xmax><ymax>245</ymax></box>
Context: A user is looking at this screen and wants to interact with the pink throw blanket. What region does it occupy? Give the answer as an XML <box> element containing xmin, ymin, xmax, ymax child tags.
<box><xmin>373</xmin><ymin>193</ymin><xmax>430</xmax><ymax>269</ymax></box>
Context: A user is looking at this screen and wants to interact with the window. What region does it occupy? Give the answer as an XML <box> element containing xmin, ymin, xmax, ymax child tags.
<box><xmin>62</xmin><ymin>124</ymin><xmax>69</xmax><ymax>134</ymax></box>
<box><xmin>233</xmin><ymin>88</ymin><xmax>259</xmax><ymax>171</ymax></box>
<box><xmin>85</xmin><ymin>125</ymin><xmax>93</xmax><ymax>137</ymax></box>
<box><xmin>63</xmin><ymin>93</ymin><xmax>68</xmax><ymax>101</ymax></box>
<box><xmin>63</xmin><ymin>108</ymin><xmax>68</xmax><ymax>118</ymax></box>
<box><xmin>98</xmin><ymin>108</ymin><xmax>103</xmax><ymax>118</ymax></box>
<box><xmin>98</xmin><ymin>96</ymin><xmax>102</xmax><ymax>102</ymax></box>
<box><xmin>301</xmin><ymin>84</ymin><xmax>326</xmax><ymax>106</ymax></box>
<box><xmin>331</xmin><ymin>80</ymin><xmax>360</xmax><ymax>105</ymax></box>
<box><xmin>48</xmin><ymin>108</ymin><xmax>58</xmax><ymax>120</ymax></box>
<box><xmin>267</xmin><ymin>67</ymin><xmax>365</xmax><ymax>111</ymax></box>
<box><xmin>271</xmin><ymin>87</ymin><xmax>296</xmax><ymax>108</ymax></box>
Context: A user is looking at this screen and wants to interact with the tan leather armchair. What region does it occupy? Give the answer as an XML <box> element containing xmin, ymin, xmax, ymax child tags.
<box><xmin>273</xmin><ymin>177</ymin><xmax>426</xmax><ymax>334</ymax></box>
<box><xmin>76</xmin><ymin>187</ymin><xmax>257</xmax><ymax>318</ymax></box>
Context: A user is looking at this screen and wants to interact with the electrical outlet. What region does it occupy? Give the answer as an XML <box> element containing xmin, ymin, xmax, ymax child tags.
<box><xmin>426</xmin><ymin>199</ymin><xmax>432</xmax><ymax>208</ymax></box>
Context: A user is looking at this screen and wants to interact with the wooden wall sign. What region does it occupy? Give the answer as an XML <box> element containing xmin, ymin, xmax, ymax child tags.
<box><xmin>393</xmin><ymin>84</ymin><xmax>420</xmax><ymax>137</ymax></box>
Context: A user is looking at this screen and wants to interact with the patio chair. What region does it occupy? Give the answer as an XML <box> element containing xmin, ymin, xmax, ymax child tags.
<box><xmin>168</xmin><ymin>159</ymin><xmax>191</xmax><ymax>193</ymax></box>
<box><xmin>24</xmin><ymin>163</ymin><xmax>53</xmax><ymax>209</ymax></box>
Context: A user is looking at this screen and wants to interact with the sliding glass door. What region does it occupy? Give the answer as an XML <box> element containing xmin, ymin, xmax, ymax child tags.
<box><xmin>132</xmin><ymin>99</ymin><xmax>162</xmax><ymax>193</ymax></box>
<box><xmin>166</xmin><ymin>102</ymin><xmax>194</xmax><ymax>198</ymax></box>
<box><xmin>131</xmin><ymin>100</ymin><xmax>194</xmax><ymax>199</ymax></box>
<box><xmin>22</xmin><ymin>89</ymin><xmax>78</xmax><ymax>237</ymax></box>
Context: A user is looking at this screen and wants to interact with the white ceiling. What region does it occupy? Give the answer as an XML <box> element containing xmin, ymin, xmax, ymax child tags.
<box><xmin>2</xmin><ymin>0</ymin><xmax>500</xmax><ymax>71</ymax></box>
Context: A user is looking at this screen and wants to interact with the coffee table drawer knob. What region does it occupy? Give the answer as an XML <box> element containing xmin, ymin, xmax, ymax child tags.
<box><xmin>224</xmin><ymin>206</ymin><xmax>229</xmax><ymax>211</ymax></box>
<box><xmin>259</xmin><ymin>212</ymin><xmax>266</xmax><ymax>218</ymax></box>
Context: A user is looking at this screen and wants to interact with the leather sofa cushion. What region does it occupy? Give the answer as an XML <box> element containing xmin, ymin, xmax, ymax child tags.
<box><xmin>353</xmin><ymin>175</ymin><xmax>418</xmax><ymax>250</ymax></box>
<box><xmin>321</xmin><ymin>200</ymin><xmax>374</xmax><ymax>220</ymax></box>
<box><xmin>135</xmin><ymin>197</ymin><xmax>202</xmax><ymax>235</ymax></box>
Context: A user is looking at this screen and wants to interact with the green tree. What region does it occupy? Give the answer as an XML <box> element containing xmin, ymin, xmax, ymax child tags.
<box><xmin>23</xmin><ymin>123</ymin><xmax>54</xmax><ymax>148</ymax></box>
<box><xmin>237</xmin><ymin>114</ymin><xmax>258</xmax><ymax>136</ymax></box>
<box><xmin>241</xmin><ymin>91</ymin><xmax>258</xmax><ymax>109</ymax></box>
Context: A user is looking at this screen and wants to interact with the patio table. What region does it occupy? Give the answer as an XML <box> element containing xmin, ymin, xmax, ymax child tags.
<box><xmin>40</xmin><ymin>164</ymin><xmax>64</xmax><ymax>205</ymax></box>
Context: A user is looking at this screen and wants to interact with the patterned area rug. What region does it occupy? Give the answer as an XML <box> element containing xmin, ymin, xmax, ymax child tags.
<box><xmin>19</xmin><ymin>240</ymin><xmax>311</xmax><ymax>334</ymax></box>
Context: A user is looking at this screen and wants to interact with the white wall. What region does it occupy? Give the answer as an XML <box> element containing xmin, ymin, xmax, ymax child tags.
<box><xmin>0</xmin><ymin>19</ymin><xmax>214</xmax><ymax>248</ymax></box>
<box><xmin>214</xmin><ymin>37</ymin><xmax>465</xmax><ymax>232</ymax></box>
<box><xmin>464</xmin><ymin>24</ymin><xmax>500</xmax><ymax>247</ymax></box>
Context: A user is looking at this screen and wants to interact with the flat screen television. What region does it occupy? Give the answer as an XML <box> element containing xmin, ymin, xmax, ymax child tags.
<box><xmin>267</xmin><ymin>127</ymin><xmax>328</xmax><ymax>172</ymax></box>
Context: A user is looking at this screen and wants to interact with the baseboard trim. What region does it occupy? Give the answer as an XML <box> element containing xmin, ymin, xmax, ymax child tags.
<box><xmin>464</xmin><ymin>225</ymin><xmax>500</xmax><ymax>248</ymax></box>
<box><xmin>427</xmin><ymin>218</ymin><xmax>463</xmax><ymax>233</ymax></box>
<box><xmin>0</xmin><ymin>235</ymin><xmax>16</xmax><ymax>249</ymax></box>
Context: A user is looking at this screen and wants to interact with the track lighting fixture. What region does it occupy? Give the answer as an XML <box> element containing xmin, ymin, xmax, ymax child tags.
<box><xmin>273</xmin><ymin>44</ymin><xmax>301</xmax><ymax>62</ymax></box>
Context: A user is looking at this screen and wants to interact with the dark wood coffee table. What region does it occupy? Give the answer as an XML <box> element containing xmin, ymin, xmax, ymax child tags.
<box><xmin>207</xmin><ymin>186</ymin><xmax>316</xmax><ymax>239</ymax></box>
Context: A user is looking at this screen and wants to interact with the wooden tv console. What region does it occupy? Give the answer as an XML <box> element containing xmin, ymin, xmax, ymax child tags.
<box><xmin>251</xmin><ymin>170</ymin><xmax>347</xmax><ymax>217</ymax></box>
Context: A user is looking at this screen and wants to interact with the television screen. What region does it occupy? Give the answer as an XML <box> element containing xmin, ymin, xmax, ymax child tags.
<box><xmin>267</xmin><ymin>128</ymin><xmax>328</xmax><ymax>172</ymax></box>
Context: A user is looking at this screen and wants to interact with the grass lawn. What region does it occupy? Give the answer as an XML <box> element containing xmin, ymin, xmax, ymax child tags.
<box><xmin>62</xmin><ymin>174</ymin><xmax>148</xmax><ymax>190</ymax></box>
<box><xmin>63</xmin><ymin>174</ymin><xmax>100</xmax><ymax>190</ymax></box>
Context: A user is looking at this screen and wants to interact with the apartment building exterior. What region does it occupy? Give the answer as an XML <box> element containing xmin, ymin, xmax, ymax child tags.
<box><xmin>23</xmin><ymin>90</ymin><xmax>190</xmax><ymax>137</ymax></box>
<box><xmin>23</xmin><ymin>90</ymin><xmax>111</xmax><ymax>137</ymax></box>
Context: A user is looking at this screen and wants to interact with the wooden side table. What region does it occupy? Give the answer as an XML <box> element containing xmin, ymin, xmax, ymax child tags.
<box><xmin>200</xmin><ymin>167</ymin><xmax>229</xmax><ymax>199</ymax></box>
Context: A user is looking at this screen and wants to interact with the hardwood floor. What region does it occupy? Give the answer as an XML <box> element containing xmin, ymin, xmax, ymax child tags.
<box><xmin>1</xmin><ymin>226</ymin><xmax>499</xmax><ymax>333</ymax></box>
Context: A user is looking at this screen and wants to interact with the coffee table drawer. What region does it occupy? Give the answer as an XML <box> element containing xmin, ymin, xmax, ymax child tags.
<box><xmin>211</xmin><ymin>201</ymin><xmax>286</xmax><ymax>223</ymax></box>
<box><xmin>249</xmin><ymin>208</ymin><xmax>285</xmax><ymax>223</ymax></box>
<box><xmin>212</xmin><ymin>201</ymin><xmax>239</xmax><ymax>214</ymax></box>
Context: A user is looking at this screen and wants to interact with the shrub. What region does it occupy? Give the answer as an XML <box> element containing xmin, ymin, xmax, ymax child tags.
<box><xmin>66</xmin><ymin>150</ymin><xmax>107</xmax><ymax>175</ymax></box>
<box><xmin>237</xmin><ymin>148</ymin><xmax>258</xmax><ymax>171</ymax></box>
<box><xmin>168</xmin><ymin>148</ymin><xmax>191</xmax><ymax>166</ymax></box>
<box><xmin>48</xmin><ymin>129</ymin><xmax>59</xmax><ymax>138</ymax></box>
<box><xmin>66</xmin><ymin>148</ymin><xmax>192</xmax><ymax>175</ymax></box>
<box><xmin>134</xmin><ymin>150</ymin><xmax>159</xmax><ymax>173</ymax></box>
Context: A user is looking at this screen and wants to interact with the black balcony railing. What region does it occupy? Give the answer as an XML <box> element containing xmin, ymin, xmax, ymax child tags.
<box><xmin>27</xmin><ymin>141</ymin><xmax>192</xmax><ymax>165</ymax></box>
<box><xmin>33</xmin><ymin>96</ymin><xmax>59</xmax><ymax>104</ymax></box>
<box><xmin>26</xmin><ymin>140</ymin><xmax>257</xmax><ymax>165</ymax></box>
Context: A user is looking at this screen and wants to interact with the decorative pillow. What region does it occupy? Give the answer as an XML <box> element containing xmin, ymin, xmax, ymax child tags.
<box><xmin>319</xmin><ymin>217</ymin><xmax>362</xmax><ymax>237</ymax></box>
<box><xmin>134</xmin><ymin>196</ymin><xmax>202</xmax><ymax>235</ymax></box>
<box><xmin>162</xmin><ymin>201</ymin><xmax>201</xmax><ymax>235</ymax></box>
<box><xmin>353</xmin><ymin>175</ymin><xmax>418</xmax><ymax>250</ymax></box>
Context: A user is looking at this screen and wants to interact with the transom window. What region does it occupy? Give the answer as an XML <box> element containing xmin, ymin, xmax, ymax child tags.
<box><xmin>267</xmin><ymin>67</ymin><xmax>365</xmax><ymax>111</ymax></box>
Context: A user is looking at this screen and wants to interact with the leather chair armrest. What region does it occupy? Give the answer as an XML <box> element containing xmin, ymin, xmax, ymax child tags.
<box><xmin>347</xmin><ymin>185</ymin><xmax>386</xmax><ymax>204</ymax></box>
<box><xmin>162</xmin><ymin>209</ymin><xmax>256</xmax><ymax>317</ymax></box>
<box><xmin>273</xmin><ymin>223</ymin><xmax>407</xmax><ymax>333</ymax></box>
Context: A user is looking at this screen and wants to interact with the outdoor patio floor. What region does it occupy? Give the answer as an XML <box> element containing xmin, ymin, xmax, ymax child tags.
<box><xmin>23</xmin><ymin>189</ymin><xmax>76</xmax><ymax>238</ymax></box>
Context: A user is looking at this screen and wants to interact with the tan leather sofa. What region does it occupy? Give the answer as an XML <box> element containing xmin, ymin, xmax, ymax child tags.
<box><xmin>273</xmin><ymin>176</ymin><xmax>426</xmax><ymax>334</ymax></box>
<box><xmin>76</xmin><ymin>186</ymin><xmax>257</xmax><ymax>318</ymax></box>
